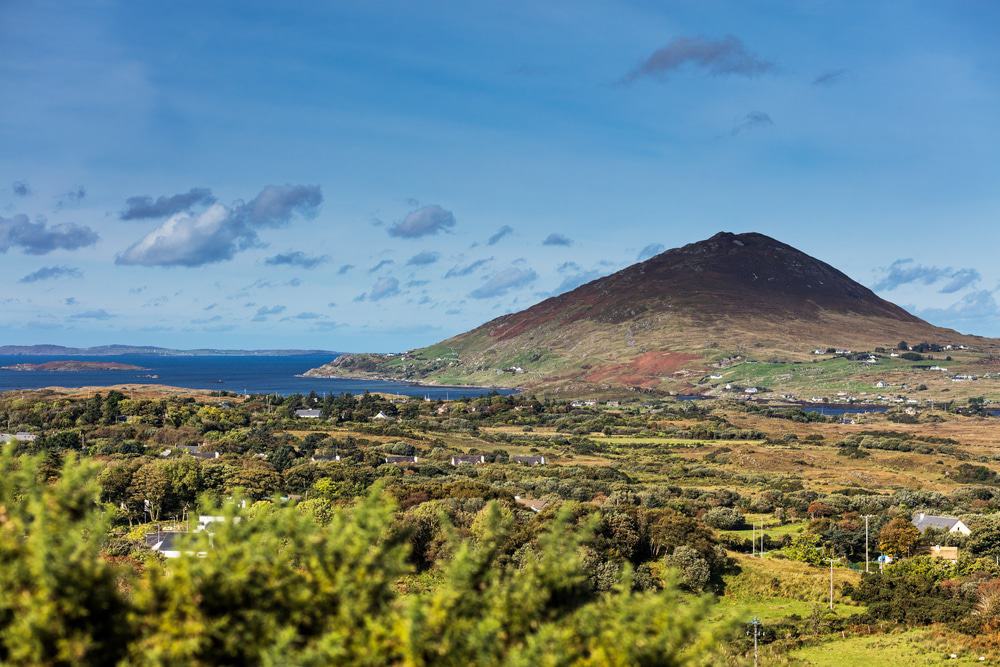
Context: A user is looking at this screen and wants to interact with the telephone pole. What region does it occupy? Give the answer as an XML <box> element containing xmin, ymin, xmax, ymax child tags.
<box><xmin>863</xmin><ymin>515</ymin><xmax>873</xmax><ymax>573</ymax></box>
<box><xmin>748</xmin><ymin>617</ymin><xmax>761</xmax><ymax>667</ymax></box>
<box><xmin>829</xmin><ymin>557</ymin><xmax>835</xmax><ymax>610</ymax></box>
<box><xmin>752</xmin><ymin>523</ymin><xmax>757</xmax><ymax>557</ymax></box>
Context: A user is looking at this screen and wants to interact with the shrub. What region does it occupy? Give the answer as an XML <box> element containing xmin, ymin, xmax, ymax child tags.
<box><xmin>668</xmin><ymin>545</ymin><xmax>711</xmax><ymax>592</ymax></box>
<box><xmin>703</xmin><ymin>507</ymin><xmax>746</xmax><ymax>530</ymax></box>
<box><xmin>845</xmin><ymin>557</ymin><xmax>974</xmax><ymax>626</ymax></box>
<box><xmin>784</xmin><ymin>532</ymin><xmax>826</xmax><ymax>566</ymax></box>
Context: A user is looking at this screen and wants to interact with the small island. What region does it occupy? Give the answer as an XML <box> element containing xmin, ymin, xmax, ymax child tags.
<box><xmin>1</xmin><ymin>361</ymin><xmax>149</xmax><ymax>372</ymax></box>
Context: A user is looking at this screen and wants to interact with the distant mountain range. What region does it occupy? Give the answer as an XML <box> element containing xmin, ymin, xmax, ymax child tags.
<box><xmin>0</xmin><ymin>344</ymin><xmax>335</xmax><ymax>357</ymax></box>
<box><xmin>306</xmin><ymin>231</ymin><xmax>991</xmax><ymax>394</ymax></box>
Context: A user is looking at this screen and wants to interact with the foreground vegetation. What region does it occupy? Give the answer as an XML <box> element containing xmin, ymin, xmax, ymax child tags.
<box><xmin>1</xmin><ymin>449</ymin><xmax>738</xmax><ymax>665</ymax></box>
<box><xmin>3</xmin><ymin>387</ymin><xmax>1000</xmax><ymax>663</ymax></box>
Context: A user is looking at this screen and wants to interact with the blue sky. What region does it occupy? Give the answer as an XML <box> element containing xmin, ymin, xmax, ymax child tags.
<box><xmin>2</xmin><ymin>1</ymin><xmax>1000</xmax><ymax>351</ymax></box>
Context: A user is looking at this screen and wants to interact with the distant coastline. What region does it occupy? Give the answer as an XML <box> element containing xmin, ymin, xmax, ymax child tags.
<box><xmin>2</xmin><ymin>361</ymin><xmax>148</xmax><ymax>372</ymax></box>
<box><xmin>0</xmin><ymin>344</ymin><xmax>337</xmax><ymax>357</ymax></box>
<box><xmin>0</xmin><ymin>353</ymin><xmax>509</xmax><ymax>398</ymax></box>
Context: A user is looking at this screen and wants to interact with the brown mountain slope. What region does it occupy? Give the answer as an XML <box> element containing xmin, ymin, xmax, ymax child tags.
<box><xmin>309</xmin><ymin>232</ymin><xmax>986</xmax><ymax>394</ymax></box>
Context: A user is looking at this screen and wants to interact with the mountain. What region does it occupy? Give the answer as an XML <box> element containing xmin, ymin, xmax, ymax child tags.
<box><xmin>307</xmin><ymin>232</ymin><xmax>986</xmax><ymax>394</ymax></box>
<box><xmin>0</xmin><ymin>344</ymin><xmax>335</xmax><ymax>357</ymax></box>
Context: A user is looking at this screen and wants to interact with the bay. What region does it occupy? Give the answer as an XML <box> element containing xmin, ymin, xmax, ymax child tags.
<box><xmin>0</xmin><ymin>354</ymin><xmax>513</xmax><ymax>398</ymax></box>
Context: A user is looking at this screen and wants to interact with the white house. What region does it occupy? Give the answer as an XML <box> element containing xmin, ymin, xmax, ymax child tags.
<box><xmin>196</xmin><ymin>515</ymin><xmax>240</xmax><ymax>531</ymax></box>
<box><xmin>912</xmin><ymin>512</ymin><xmax>972</xmax><ymax>536</ymax></box>
<box><xmin>1</xmin><ymin>432</ymin><xmax>37</xmax><ymax>443</ymax></box>
<box><xmin>450</xmin><ymin>454</ymin><xmax>486</xmax><ymax>466</ymax></box>
<box><xmin>144</xmin><ymin>530</ymin><xmax>208</xmax><ymax>559</ymax></box>
<box><xmin>294</xmin><ymin>408</ymin><xmax>322</xmax><ymax>419</ymax></box>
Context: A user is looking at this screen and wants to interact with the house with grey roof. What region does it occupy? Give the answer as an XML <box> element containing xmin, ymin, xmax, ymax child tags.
<box><xmin>912</xmin><ymin>512</ymin><xmax>971</xmax><ymax>536</ymax></box>
<box><xmin>294</xmin><ymin>408</ymin><xmax>322</xmax><ymax>419</ymax></box>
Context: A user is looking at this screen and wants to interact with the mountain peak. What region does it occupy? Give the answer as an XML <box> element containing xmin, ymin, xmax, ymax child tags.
<box><xmin>539</xmin><ymin>230</ymin><xmax>921</xmax><ymax>326</ymax></box>
<box><xmin>311</xmin><ymin>231</ymin><xmax>967</xmax><ymax>393</ymax></box>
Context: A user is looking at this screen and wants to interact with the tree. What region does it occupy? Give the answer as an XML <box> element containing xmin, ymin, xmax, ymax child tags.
<box><xmin>224</xmin><ymin>459</ymin><xmax>282</xmax><ymax>500</ymax></box>
<box><xmin>79</xmin><ymin>394</ymin><xmax>103</xmax><ymax>425</ymax></box>
<box><xmin>702</xmin><ymin>507</ymin><xmax>745</xmax><ymax>530</ymax></box>
<box><xmin>129</xmin><ymin>460</ymin><xmax>171</xmax><ymax>522</ymax></box>
<box><xmin>163</xmin><ymin>457</ymin><xmax>202</xmax><ymax>513</ymax></box>
<box><xmin>668</xmin><ymin>545</ymin><xmax>711</xmax><ymax>591</ymax></box>
<box><xmin>101</xmin><ymin>391</ymin><xmax>124</xmax><ymax>425</ymax></box>
<box><xmin>598</xmin><ymin>507</ymin><xmax>642</xmax><ymax>562</ymax></box>
<box><xmin>878</xmin><ymin>517</ymin><xmax>921</xmax><ymax>558</ymax></box>
<box><xmin>0</xmin><ymin>449</ymin><xmax>131</xmax><ymax>665</ymax></box>
<box><xmin>98</xmin><ymin>459</ymin><xmax>143</xmax><ymax>524</ymax></box>
<box><xmin>41</xmin><ymin>430</ymin><xmax>82</xmax><ymax>452</ymax></box>
<box><xmin>967</xmin><ymin>517</ymin><xmax>1000</xmax><ymax>559</ymax></box>
<box><xmin>785</xmin><ymin>531</ymin><xmax>826</xmax><ymax>566</ymax></box>
<box><xmin>807</xmin><ymin>501</ymin><xmax>837</xmax><ymax>518</ymax></box>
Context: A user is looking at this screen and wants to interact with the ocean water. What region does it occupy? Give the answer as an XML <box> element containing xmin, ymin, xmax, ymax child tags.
<box><xmin>0</xmin><ymin>354</ymin><xmax>514</xmax><ymax>398</ymax></box>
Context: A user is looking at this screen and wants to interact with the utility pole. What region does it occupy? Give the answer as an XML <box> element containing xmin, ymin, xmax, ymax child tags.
<box><xmin>760</xmin><ymin>523</ymin><xmax>766</xmax><ymax>557</ymax></box>
<box><xmin>863</xmin><ymin>515</ymin><xmax>872</xmax><ymax>573</ymax></box>
<box><xmin>829</xmin><ymin>557</ymin><xmax>835</xmax><ymax>610</ymax></box>
<box><xmin>752</xmin><ymin>524</ymin><xmax>757</xmax><ymax>557</ymax></box>
<box><xmin>747</xmin><ymin>617</ymin><xmax>761</xmax><ymax>667</ymax></box>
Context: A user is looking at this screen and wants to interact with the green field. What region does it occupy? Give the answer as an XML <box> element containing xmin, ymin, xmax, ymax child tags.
<box><xmin>790</xmin><ymin>630</ymin><xmax>987</xmax><ymax>666</ymax></box>
<box><xmin>715</xmin><ymin>596</ymin><xmax>863</xmax><ymax>624</ymax></box>
<box><xmin>710</xmin><ymin>357</ymin><xmax>927</xmax><ymax>394</ymax></box>
<box><xmin>718</xmin><ymin>520</ymin><xmax>808</xmax><ymax>540</ymax></box>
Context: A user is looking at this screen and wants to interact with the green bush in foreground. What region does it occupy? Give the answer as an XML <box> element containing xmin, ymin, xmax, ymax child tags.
<box><xmin>0</xmin><ymin>449</ymin><xmax>130</xmax><ymax>665</ymax></box>
<box><xmin>0</xmin><ymin>448</ymin><xmax>737</xmax><ymax>666</ymax></box>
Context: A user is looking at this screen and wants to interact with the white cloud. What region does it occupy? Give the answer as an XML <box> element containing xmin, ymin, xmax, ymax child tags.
<box><xmin>117</xmin><ymin>185</ymin><xmax>322</xmax><ymax>267</ymax></box>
